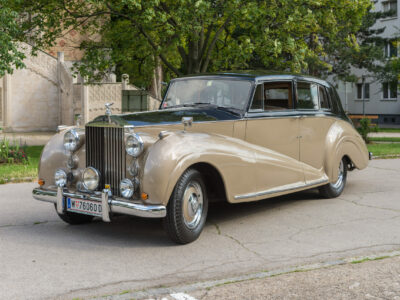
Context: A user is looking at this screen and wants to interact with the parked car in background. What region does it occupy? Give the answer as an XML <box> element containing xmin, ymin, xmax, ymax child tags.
<box><xmin>33</xmin><ymin>71</ymin><xmax>370</xmax><ymax>244</ymax></box>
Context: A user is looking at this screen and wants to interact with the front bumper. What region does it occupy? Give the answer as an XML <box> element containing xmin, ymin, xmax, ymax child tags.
<box><xmin>32</xmin><ymin>187</ymin><xmax>166</xmax><ymax>221</ymax></box>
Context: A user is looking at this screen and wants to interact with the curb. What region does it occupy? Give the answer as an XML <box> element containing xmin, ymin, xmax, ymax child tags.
<box><xmin>372</xmin><ymin>154</ymin><xmax>400</xmax><ymax>159</ymax></box>
<box><xmin>0</xmin><ymin>177</ymin><xmax>36</xmax><ymax>184</ymax></box>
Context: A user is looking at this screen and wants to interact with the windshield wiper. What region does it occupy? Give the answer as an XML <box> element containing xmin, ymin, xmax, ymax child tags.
<box><xmin>193</xmin><ymin>102</ymin><xmax>242</xmax><ymax>116</ymax></box>
<box><xmin>214</xmin><ymin>105</ymin><xmax>242</xmax><ymax>116</ymax></box>
<box><xmin>163</xmin><ymin>102</ymin><xmax>242</xmax><ymax>116</ymax></box>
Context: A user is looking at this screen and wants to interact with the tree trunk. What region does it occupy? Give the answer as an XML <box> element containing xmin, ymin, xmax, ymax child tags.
<box><xmin>149</xmin><ymin>56</ymin><xmax>163</xmax><ymax>100</ymax></box>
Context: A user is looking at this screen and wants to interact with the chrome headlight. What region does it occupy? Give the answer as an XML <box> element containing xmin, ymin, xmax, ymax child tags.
<box><xmin>67</xmin><ymin>154</ymin><xmax>79</xmax><ymax>169</ymax></box>
<box><xmin>128</xmin><ymin>160</ymin><xmax>139</xmax><ymax>177</ymax></box>
<box><xmin>125</xmin><ymin>133</ymin><xmax>144</xmax><ymax>157</ymax></box>
<box><xmin>82</xmin><ymin>167</ymin><xmax>100</xmax><ymax>191</ymax></box>
<box><xmin>120</xmin><ymin>178</ymin><xmax>135</xmax><ymax>198</ymax></box>
<box><xmin>63</xmin><ymin>129</ymin><xmax>81</xmax><ymax>152</ymax></box>
<box><xmin>54</xmin><ymin>169</ymin><xmax>67</xmax><ymax>187</ymax></box>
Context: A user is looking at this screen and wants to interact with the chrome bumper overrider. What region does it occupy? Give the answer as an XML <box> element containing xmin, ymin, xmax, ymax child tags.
<box><xmin>32</xmin><ymin>187</ymin><xmax>166</xmax><ymax>220</ymax></box>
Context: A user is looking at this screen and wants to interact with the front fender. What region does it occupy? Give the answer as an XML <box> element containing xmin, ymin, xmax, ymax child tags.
<box><xmin>141</xmin><ymin>131</ymin><xmax>258</xmax><ymax>205</ymax></box>
<box><xmin>38</xmin><ymin>129</ymin><xmax>86</xmax><ymax>190</ymax></box>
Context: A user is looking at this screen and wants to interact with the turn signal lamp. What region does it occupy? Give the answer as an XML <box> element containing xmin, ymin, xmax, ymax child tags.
<box><xmin>141</xmin><ymin>193</ymin><xmax>148</xmax><ymax>200</ymax></box>
<box><xmin>38</xmin><ymin>179</ymin><xmax>45</xmax><ymax>186</ymax></box>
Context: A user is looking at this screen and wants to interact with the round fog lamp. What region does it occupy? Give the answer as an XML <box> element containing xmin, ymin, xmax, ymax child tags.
<box><xmin>120</xmin><ymin>178</ymin><xmax>134</xmax><ymax>198</ymax></box>
<box><xmin>125</xmin><ymin>134</ymin><xmax>144</xmax><ymax>157</ymax></box>
<box><xmin>82</xmin><ymin>167</ymin><xmax>100</xmax><ymax>191</ymax></box>
<box><xmin>54</xmin><ymin>169</ymin><xmax>67</xmax><ymax>187</ymax></box>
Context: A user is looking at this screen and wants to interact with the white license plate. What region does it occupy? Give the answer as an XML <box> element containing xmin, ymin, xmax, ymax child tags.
<box><xmin>66</xmin><ymin>197</ymin><xmax>102</xmax><ymax>217</ymax></box>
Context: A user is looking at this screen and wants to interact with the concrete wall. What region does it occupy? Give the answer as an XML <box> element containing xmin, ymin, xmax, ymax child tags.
<box><xmin>9</xmin><ymin>68</ymin><xmax>59</xmax><ymax>132</ymax></box>
<box><xmin>1</xmin><ymin>44</ymin><xmax>162</xmax><ymax>132</ymax></box>
<box><xmin>75</xmin><ymin>75</ymin><xmax>161</xmax><ymax>123</ymax></box>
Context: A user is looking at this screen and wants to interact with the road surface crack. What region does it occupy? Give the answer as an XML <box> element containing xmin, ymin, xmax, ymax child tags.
<box><xmin>213</xmin><ymin>223</ymin><xmax>265</xmax><ymax>260</ymax></box>
<box><xmin>0</xmin><ymin>220</ymin><xmax>59</xmax><ymax>229</ymax></box>
<box><xmin>287</xmin><ymin>217</ymin><xmax>381</xmax><ymax>243</ymax></box>
<box><xmin>338</xmin><ymin>197</ymin><xmax>400</xmax><ymax>213</ymax></box>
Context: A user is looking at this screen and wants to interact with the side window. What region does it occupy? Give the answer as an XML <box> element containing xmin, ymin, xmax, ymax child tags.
<box><xmin>263</xmin><ymin>82</ymin><xmax>293</xmax><ymax>110</ymax></box>
<box><xmin>250</xmin><ymin>81</ymin><xmax>293</xmax><ymax>111</ymax></box>
<box><xmin>319</xmin><ymin>85</ymin><xmax>331</xmax><ymax>110</ymax></box>
<box><xmin>250</xmin><ymin>84</ymin><xmax>263</xmax><ymax>110</ymax></box>
<box><xmin>297</xmin><ymin>82</ymin><xmax>319</xmax><ymax>109</ymax></box>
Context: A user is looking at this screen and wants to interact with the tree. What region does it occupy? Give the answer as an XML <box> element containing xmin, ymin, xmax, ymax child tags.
<box><xmin>1</xmin><ymin>0</ymin><xmax>372</xmax><ymax>88</ymax></box>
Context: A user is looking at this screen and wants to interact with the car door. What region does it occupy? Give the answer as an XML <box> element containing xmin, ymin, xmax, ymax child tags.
<box><xmin>244</xmin><ymin>80</ymin><xmax>305</xmax><ymax>197</ymax></box>
<box><xmin>297</xmin><ymin>81</ymin><xmax>336</xmax><ymax>183</ymax></box>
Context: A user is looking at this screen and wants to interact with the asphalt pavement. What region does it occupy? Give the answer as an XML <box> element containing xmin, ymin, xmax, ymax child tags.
<box><xmin>1</xmin><ymin>159</ymin><xmax>400</xmax><ymax>299</ymax></box>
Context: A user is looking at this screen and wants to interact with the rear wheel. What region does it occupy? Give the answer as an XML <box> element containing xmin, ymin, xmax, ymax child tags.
<box><xmin>54</xmin><ymin>204</ymin><xmax>94</xmax><ymax>225</ymax></box>
<box><xmin>163</xmin><ymin>168</ymin><xmax>208</xmax><ymax>244</ymax></box>
<box><xmin>319</xmin><ymin>157</ymin><xmax>348</xmax><ymax>198</ymax></box>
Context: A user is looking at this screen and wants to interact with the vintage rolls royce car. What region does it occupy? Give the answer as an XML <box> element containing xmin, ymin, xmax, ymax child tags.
<box><xmin>32</xmin><ymin>71</ymin><xmax>369</xmax><ymax>244</ymax></box>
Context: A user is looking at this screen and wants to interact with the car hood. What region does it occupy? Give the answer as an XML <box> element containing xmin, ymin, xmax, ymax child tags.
<box><xmin>87</xmin><ymin>107</ymin><xmax>241</xmax><ymax>128</ymax></box>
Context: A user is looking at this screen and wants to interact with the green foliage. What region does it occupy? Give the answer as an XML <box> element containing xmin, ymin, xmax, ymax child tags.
<box><xmin>0</xmin><ymin>145</ymin><xmax>43</xmax><ymax>183</ymax></box>
<box><xmin>367</xmin><ymin>143</ymin><xmax>400</xmax><ymax>157</ymax></box>
<box><xmin>1</xmin><ymin>0</ymin><xmax>372</xmax><ymax>87</ymax></box>
<box><xmin>357</xmin><ymin>118</ymin><xmax>377</xmax><ymax>143</ymax></box>
<box><xmin>0</xmin><ymin>138</ymin><xmax>28</xmax><ymax>164</ymax></box>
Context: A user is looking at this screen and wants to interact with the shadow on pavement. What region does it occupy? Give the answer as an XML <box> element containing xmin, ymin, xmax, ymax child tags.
<box><xmin>7</xmin><ymin>188</ymin><xmax>324</xmax><ymax>249</ymax></box>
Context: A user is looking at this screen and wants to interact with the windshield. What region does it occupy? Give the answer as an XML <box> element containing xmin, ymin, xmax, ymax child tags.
<box><xmin>162</xmin><ymin>78</ymin><xmax>252</xmax><ymax>110</ymax></box>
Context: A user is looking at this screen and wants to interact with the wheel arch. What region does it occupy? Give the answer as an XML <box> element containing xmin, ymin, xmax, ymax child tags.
<box><xmin>187</xmin><ymin>162</ymin><xmax>228</xmax><ymax>203</ymax></box>
<box><xmin>324</xmin><ymin>121</ymin><xmax>369</xmax><ymax>182</ymax></box>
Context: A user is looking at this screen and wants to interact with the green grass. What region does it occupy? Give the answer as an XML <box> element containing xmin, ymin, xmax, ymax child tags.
<box><xmin>367</xmin><ymin>143</ymin><xmax>400</xmax><ymax>157</ymax></box>
<box><xmin>0</xmin><ymin>146</ymin><xmax>43</xmax><ymax>183</ymax></box>
<box><xmin>376</xmin><ymin>128</ymin><xmax>400</xmax><ymax>133</ymax></box>
<box><xmin>369</xmin><ymin>137</ymin><xmax>400</xmax><ymax>142</ymax></box>
<box><xmin>351</xmin><ymin>256</ymin><xmax>390</xmax><ymax>264</ymax></box>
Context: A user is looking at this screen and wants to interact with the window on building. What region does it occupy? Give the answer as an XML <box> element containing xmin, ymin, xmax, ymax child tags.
<box><xmin>382</xmin><ymin>82</ymin><xmax>398</xmax><ymax>99</ymax></box>
<box><xmin>383</xmin><ymin>0</ymin><xmax>398</xmax><ymax>16</ymax></box>
<box><xmin>356</xmin><ymin>83</ymin><xmax>370</xmax><ymax>99</ymax></box>
<box><xmin>385</xmin><ymin>40</ymin><xmax>398</xmax><ymax>58</ymax></box>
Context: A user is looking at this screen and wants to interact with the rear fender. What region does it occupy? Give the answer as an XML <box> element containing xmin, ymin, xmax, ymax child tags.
<box><xmin>325</xmin><ymin>121</ymin><xmax>369</xmax><ymax>182</ymax></box>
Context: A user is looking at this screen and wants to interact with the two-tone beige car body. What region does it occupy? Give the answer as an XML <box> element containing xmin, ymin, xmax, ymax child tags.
<box><xmin>33</xmin><ymin>72</ymin><xmax>370</xmax><ymax>244</ymax></box>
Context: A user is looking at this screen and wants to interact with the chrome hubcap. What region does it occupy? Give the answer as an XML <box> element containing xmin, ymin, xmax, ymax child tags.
<box><xmin>182</xmin><ymin>181</ymin><xmax>203</xmax><ymax>229</ymax></box>
<box><xmin>332</xmin><ymin>160</ymin><xmax>344</xmax><ymax>189</ymax></box>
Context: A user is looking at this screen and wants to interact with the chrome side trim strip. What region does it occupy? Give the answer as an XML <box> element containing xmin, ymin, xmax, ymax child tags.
<box><xmin>234</xmin><ymin>179</ymin><xmax>329</xmax><ymax>200</ymax></box>
<box><xmin>32</xmin><ymin>187</ymin><xmax>166</xmax><ymax>219</ymax></box>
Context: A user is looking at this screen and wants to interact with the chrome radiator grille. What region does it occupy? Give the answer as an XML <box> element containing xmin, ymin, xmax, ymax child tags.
<box><xmin>86</xmin><ymin>126</ymin><xmax>126</xmax><ymax>196</ymax></box>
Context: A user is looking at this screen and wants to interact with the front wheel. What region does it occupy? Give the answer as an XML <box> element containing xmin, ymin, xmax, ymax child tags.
<box><xmin>319</xmin><ymin>157</ymin><xmax>348</xmax><ymax>198</ymax></box>
<box><xmin>163</xmin><ymin>168</ymin><xmax>208</xmax><ymax>244</ymax></box>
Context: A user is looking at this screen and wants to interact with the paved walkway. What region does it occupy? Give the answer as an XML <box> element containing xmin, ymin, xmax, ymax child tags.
<box><xmin>155</xmin><ymin>255</ymin><xmax>400</xmax><ymax>300</ymax></box>
<box><xmin>369</xmin><ymin>132</ymin><xmax>400</xmax><ymax>138</ymax></box>
<box><xmin>0</xmin><ymin>132</ymin><xmax>54</xmax><ymax>146</ymax></box>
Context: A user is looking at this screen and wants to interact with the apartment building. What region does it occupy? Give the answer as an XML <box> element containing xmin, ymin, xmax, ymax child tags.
<box><xmin>334</xmin><ymin>0</ymin><xmax>400</xmax><ymax>125</ymax></box>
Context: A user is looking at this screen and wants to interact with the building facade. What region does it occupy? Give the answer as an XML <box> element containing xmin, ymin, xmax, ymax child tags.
<box><xmin>334</xmin><ymin>0</ymin><xmax>400</xmax><ymax>125</ymax></box>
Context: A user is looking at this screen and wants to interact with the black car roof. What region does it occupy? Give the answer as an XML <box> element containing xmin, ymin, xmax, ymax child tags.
<box><xmin>173</xmin><ymin>70</ymin><xmax>331</xmax><ymax>87</ymax></box>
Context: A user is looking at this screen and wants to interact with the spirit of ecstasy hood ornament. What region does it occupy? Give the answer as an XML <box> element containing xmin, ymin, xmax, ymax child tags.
<box><xmin>105</xmin><ymin>102</ymin><xmax>114</xmax><ymax>123</ymax></box>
